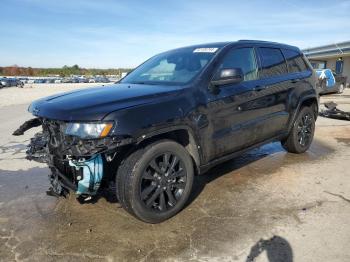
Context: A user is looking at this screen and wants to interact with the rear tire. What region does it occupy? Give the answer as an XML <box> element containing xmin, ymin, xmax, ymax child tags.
<box><xmin>282</xmin><ymin>106</ymin><xmax>315</xmax><ymax>154</ymax></box>
<box><xmin>116</xmin><ymin>140</ymin><xmax>194</xmax><ymax>223</ymax></box>
<box><xmin>338</xmin><ymin>84</ymin><xmax>344</xmax><ymax>94</ymax></box>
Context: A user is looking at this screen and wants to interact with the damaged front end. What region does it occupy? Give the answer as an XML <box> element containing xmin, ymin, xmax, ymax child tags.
<box><xmin>13</xmin><ymin>118</ymin><xmax>125</xmax><ymax>200</ymax></box>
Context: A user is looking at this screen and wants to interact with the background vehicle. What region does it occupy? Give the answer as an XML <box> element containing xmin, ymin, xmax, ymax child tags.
<box><xmin>94</xmin><ymin>76</ymin><xmax>110</xmax><ymax>83</ymax></box>
<box><xmin>18</xmin><ymin>77</ymin><xmax>29</xmax><ymax>84</ymax></box>
<box><xmin>316</xmin><ymin>69</ymin><xmax>346</xmax><ymax>94</ymax></box>
<box><xmin>44</xmin><ymin>79</ymin><xmax>55</xmax><ymax>84</ymax></box>
<box><xmin>78</xmin><ymin>77</ymin><xmax>89</xmax><ymax>83</ymax></box>
<box><xmin>62</xmin><ymin>78</ymin><xmax>72</xmax><ymax>83</ymax></box>
<box><xmin>0</xmin><ymin>78</ymin><xmax>9</xmax><ymax>87</ymax></box>
<box><xmin>34</xmin><ymin>79</ymin><xmax>45</xmax><ymax>84</ymax></box>
<box><xmin>14</xmin><ymin>79</ymin><xmax>24</xmax><ymax>87</ymax></box>
<box><xmin>15</xmin><ymin>40</ymin><xmax>318</xmax><ymax>223</ymax></box>
<box><xmin>333</xmin><ymin>72</ymin><xmax>347</xmax><ymax>93</ymax></box>
<box><xmin>0</xmin><ymin>78</ymin><xmax>24</xmax><ymax>87</ymax></box>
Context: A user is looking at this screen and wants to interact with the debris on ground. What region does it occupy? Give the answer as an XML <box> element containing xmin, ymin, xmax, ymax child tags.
<box><xmin>319</xmin><ymin>102</ymin><xmax>350</xmax><ymax>121</ymax></box>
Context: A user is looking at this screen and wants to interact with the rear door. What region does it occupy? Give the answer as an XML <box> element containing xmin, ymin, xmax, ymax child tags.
<box><xmin>253</xmin><ymin>46</ymin><xmax>292</xmax><ymax>141</ymax></box>
<box><xmin>281</xmin><ymin>47</ymin><xmax>315</xmax><ymax>116</ymax></box>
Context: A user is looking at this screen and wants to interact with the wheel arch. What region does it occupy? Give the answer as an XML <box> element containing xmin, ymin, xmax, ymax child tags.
<box><xmin>287</xmin><ymin>95</ymin><xmax>318</xmax><ymax>133</ymax></box>
<box><xmin>135</xmin><ymin>127</ymin><xmax>202</xmax><ymax>173</ymax></box>
<box><xmin>300</xmin><ymin>96</ymin><xmax>318</xmax><ymax>119</ymax></box>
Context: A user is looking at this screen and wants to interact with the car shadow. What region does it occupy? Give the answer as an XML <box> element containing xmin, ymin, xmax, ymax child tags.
<box><xmin>91</xmin><ymin>142</ymin><xmax>284</xmax><ymax>206</ymax></box>
<box><xmin>92</xmin><ymin>139</ymin><xmax>333</xmax><ymax>208</ymax></box>
<box><xmin>246</xmin><ymin>235</ymin><xmax>293</xmax><ymax>262</ymax></box>
<box><xmin>78</xmin><ymin>182</ymin><xmax>119</xmax><ymax>204</ymax></box>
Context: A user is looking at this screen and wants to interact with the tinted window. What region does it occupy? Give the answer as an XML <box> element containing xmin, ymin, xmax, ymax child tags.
<box><xmin>218</xmin><ymin>47</ymin><xmax>258</xmax><ymax>81</ymax></box>
<box><xmin>259</xmin><ymin>48</ymin><xmax>287</xmax><ymax>78</ymax></box>
<box><xmin>282</xmin><ymin>49</ymin><xmax>308</xmax><ymax>73</ymax></box>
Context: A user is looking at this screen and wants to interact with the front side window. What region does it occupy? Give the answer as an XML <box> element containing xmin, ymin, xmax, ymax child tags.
<box><xmin>218</xmin><ymin>47</ymin><xmax>258</xmax><ymax>81</ymax></box>
<box><xmin>259</xmin><ymin>47</ymin><xmax>287</xmax><ymax>78</ymax></box>
<box><xmin>282</xmin><ymin>49</ymin><xmax>308</xmax><ymax>73</ymax></box>
<box><xmin>121</xmin><ymin>47</ymin><xmax>218</xmax><ymax>85</ymax></box>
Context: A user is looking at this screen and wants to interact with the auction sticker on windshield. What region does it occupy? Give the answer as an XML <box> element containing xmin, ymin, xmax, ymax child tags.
<box><xmin>193</xmin><ymin>47</ymin><xmax>218</xmax><ymax>53</ymax></box>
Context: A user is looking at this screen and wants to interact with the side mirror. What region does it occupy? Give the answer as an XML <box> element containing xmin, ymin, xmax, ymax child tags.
<box><xmin>211</xmin><ymin>68</ymin><xmax>243</xmax><ymax>87</ymax></box>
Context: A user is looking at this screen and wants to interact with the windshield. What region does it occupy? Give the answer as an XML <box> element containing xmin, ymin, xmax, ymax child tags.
<box><xmin>121</xmin><ymin>47</ymin><xmax>219</xmax><ymax>85</ymax></box>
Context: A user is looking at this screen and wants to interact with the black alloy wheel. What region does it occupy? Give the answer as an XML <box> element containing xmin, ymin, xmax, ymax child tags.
<box><xmin>140</xmin><ymin>152</ymin><xmax>187</xmax><ymax>212</ymax></box>
<box><xmin>116</xmin><ymin>140</ymin><xmax>194</xmax><ymax>223</ymax></box>
<box><xmin>281</xmin><ymin>106</ymin><xmax>315</xmax><ymax>154</ymax></box>
<box><xmin>296</xmin><ymin>112</ymin><xmax>313</xmax><ymax>147</ymax></box>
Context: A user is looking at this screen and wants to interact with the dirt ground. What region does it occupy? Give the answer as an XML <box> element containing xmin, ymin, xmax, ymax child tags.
<box><xmin>0</xmin><ymin>84</ymin><xmax>350</xmax><ymax>262</ymax></box>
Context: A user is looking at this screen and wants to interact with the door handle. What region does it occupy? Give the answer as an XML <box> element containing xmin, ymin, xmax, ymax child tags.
<box><xmin>253</xmin><ymin>85</ymin><xmax>264</xmax><ymax>92</ymax></box>
<box><xmin>291</xmin><ymin>79</ymin><xmax>301</xmax><ymax>83</ymax></box>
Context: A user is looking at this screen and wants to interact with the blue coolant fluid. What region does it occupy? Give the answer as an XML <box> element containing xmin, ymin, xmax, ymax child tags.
<box><xmin>69</xmin><ymin>154</ymin><xmax>104</xmax><ymax>195</ymax></box>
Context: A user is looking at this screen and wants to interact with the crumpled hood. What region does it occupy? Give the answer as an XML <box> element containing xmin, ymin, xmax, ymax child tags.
<box><xmin>29</xmin><ymin>83</ymin><xmax>183</xmax><ymax>121</ymax></box>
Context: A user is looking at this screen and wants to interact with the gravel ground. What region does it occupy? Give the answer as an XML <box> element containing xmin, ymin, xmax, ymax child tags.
<box><xmin>0</xmin><ymin>84</ymin><xmax>349</xmax><ymax>261</ymax></box>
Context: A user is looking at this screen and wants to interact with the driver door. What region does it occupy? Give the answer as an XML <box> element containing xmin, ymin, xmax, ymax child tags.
<box><xmin>203</xmin><ymin>46</ymin><xmax>271</xmax><ymax>161</ymax></box>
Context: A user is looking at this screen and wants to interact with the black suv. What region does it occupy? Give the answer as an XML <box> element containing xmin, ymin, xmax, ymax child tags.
<box><xmin>14</xmin><ymin>40</ymin><xmax>318</xmax><ymax>223</ymax></box>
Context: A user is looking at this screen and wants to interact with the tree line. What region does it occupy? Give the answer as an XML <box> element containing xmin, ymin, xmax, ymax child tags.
<box><xmin>0</xmin><ymin>65</ymin><xmax>132</xmax><ymax>77</ymax></box>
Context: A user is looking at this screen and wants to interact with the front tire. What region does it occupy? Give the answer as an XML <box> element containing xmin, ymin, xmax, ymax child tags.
<box><xmin>116</xmin><ymin>140</ymin><xmax>194</xmax><ymax>223</ymax></box>
<box><xmin>282</xmin><ymin>106</ymin><xmax>315</xmax><ymax>154</ymax></box>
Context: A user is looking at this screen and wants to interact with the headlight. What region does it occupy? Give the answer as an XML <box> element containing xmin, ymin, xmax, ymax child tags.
<box><xmin>65</xmin><ymin>122</ymin><xmax>114</xmax><ymax>139</ymax></box>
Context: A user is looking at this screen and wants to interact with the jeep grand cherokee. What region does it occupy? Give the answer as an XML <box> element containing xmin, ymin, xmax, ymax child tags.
<box><xmin>14</xmin><ymin>40</ymin><xmax>318</xmax><ymax>223</ymax></box>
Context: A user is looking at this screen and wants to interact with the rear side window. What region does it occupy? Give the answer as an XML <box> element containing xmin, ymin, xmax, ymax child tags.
<box><xmin>218</xmin><ymin>47</ymin><xmax>258</xmax><ymax>81</ymax></box>
<box><xmin>282</xmin><ymin>49</ymin><xmax>308</xmax><ymax>73</ymax></box>
<box><xmin>258</xmin><ymin>47</ymin><xmax>287</xmax><ymax>78</ymax></box>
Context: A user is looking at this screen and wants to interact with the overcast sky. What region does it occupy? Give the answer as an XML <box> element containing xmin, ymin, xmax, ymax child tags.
<box><xmin>1</xmin><ymin>0</ymin><xmax>350</xmax><ymax>68</ymax></box>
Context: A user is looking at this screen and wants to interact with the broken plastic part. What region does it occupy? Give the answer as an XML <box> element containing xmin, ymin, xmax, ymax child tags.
<box><xmin>26</xmin><ymin>132</ymin><xmax>49</xmax><ymax>163</ymax></box>
<box><xmin>320</xmin><ymin>102</ymin><xmax>350</xmax><ymax>121</ymax></box>
<box><xmin>13</xmin><ymin>118</ymin><xmax>41</xmax><ymax>136</ymax></box>
<box><xmin>48</xmin><ymin>168</ymin><xmax>71</xmax><ymax>196</ymax></box>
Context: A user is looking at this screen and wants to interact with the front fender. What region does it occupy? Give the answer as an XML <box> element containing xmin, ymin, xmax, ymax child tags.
<box><xmin>103</xmin><ymin>92</ymin><xmax>205</xmax><ymax>166</ymax></box>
